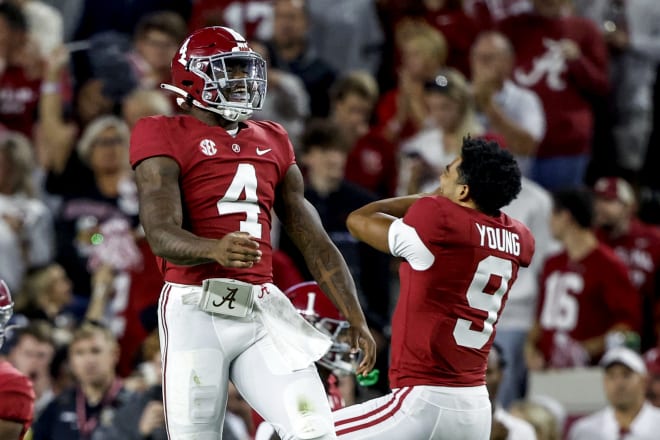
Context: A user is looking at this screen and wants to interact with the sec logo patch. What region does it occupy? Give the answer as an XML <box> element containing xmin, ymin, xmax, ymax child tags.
<box><xmin>200</xmin><ymin>139</ymin><xmax>217</xmax><ymax>156</ymax></box>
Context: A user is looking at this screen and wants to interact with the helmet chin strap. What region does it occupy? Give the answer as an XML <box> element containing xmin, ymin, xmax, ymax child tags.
<box><xmin>161</xmin><ymin>83</ymin><xmax>253</xmax><ymax>122</ymax></box>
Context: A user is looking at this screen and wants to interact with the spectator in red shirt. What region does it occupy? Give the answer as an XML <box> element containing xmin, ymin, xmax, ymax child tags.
<box><xmin>498</xmin><ymin>0</ymin><xmax>609</xmax><ymax>190</ymax></box>
<box><xmin>593</xmin><ymin>176</ymin><xmax>660</xmax><ymax>350</ymax></box>
<box><xmin>526</xmin><ymin>188</ymin><xmax>641</xmax><ymax>370</ymax></box>
<box><xmin>0</xmin><ymin>3</ymin><xmax>42</xmax><ymax>139</ymax></box>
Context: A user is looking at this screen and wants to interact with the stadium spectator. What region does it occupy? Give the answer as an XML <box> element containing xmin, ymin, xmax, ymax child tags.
<box><xmin>568</xmin><ymin>347</ymin><xmax>660</xmax><ymax>439</ymax></box>
<box><xmin>470</xmin><ymin>31</ymin><xmax>546</xmax><ymax>176</ymax></box>
<box><xmin>375</xmin><ymin>19</ymin><xmax>447</xmax><ymax>143</ymax></box>
<box><xmin>0</xmin><ymin>132</ymin><xmax>55</xmax><ymax>293</ymax></box>
<box><xmin>331</xmin><ymin>71</ymin><xmax>398</xmax><ymax>199</ymax></box>
<box><xmin>593</xmin><ymin>176</ymin><xmax>660</xmax><ymax>350</ymax></box>
<box><xmin>307</xmin><ymin>0</ymin><xmax>384</xmax><ymax>77</ymax></box>
<box><xmin>498</xmin><ymin>0</ymin><xmax>609</xmax><ymax>190</ymax></box>
<box><xmin>129</xmin><ymin>11</ymin><xmax>188</xmax><ymax>89</ymax></box>
<box><xmin>495</xmin><ymin>175</ymin><xmax>559</xmax><ymax>407</ymax></box>
<box><xmin>264</xmin><ymin>0</ymin><xmax>337</xmax><ymax>117</ymax></box>
<box><xmin>32</xmin><ymin>322</ymin><xmax>132</xmax><ymax>440</ymax></box>
<box><xmin>0</xmin><ymin>3</ymin><xmax>42</xmax><ymax>139</ymax></box>
<box><xmin>525</xmin><ymin>188</ymin><xmax>641</xmax><ymax>370</ymax></box>
<box><xmin>5</xmin><ymin>321</ymin><xmax>56</xmax><ymax>420</ymax></box>
<box><xmin>397</xmin><ymin>67</ymin><xmax>483</xmax><ymax>195</ymax></box>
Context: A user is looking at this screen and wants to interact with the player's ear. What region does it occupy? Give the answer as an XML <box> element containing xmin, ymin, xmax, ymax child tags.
<box><xmin>458</xmin><ymin>183</ymin><xmax>470</xmax><ymax>202</ymax></box>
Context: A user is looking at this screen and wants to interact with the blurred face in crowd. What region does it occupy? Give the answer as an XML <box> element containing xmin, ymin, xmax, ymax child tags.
<box><xmin>470</xmin><ymin>33</ymin><xmax>513</xmax><ymax>85</ymax></box>
<box><xmin>89</xmin><ymin>127</ymin><xmax>129</xmax><ymax>175</ymax></box>
<box><xmin>401</xmin><ymin>38</ymin><xmax>437</xmax><ymax>82</ymax></box>
<box><xmin>549</xmin><ymin>206</ymin><xmax>571</xmax><ymax>241</ymax></box>
<box><xmin>593</xmin><ymin>196</ymin><xmax>630</xmax><ymax>233</ymax></box>
<box><xmin>332</xmin><ymin>93</ymin><xmax>373</xmax><ymax>145</ymax></box>
<box><xmin>532</xmin><ymin>0</ymin><xmax>565</xmax><ymax>18</ymax></box>
<box><xmin>136</xmin><ymin>29</ymin><xmax>179</xmax><ymax>73</ymax></box>
<box><xmin>604</xmin><ymin>364</ymin><xmax>647</xmax><ymax>412</ymax></box>
<box><xmin>47</xmin><ymin>264</ymin><xmax>73</xmax><ymax>307</ymax></box>
<box><xmin>426</xmin><ymin>91</ymin><xmax>463</xmax><ymax>133</ymax></box>
<box><xmin>77</xmin><ymin>79</ymin><xmax>114</xmax><ymax>126</ymax></box>
<box><xmin>8</xmin><ymin>334</ymin><xmax>55</xmax><ymax>384</ymax></box>
<box><xmin>303</xmin><ymin>147</ymin><xmax>347</xmax><ymax>193</ymax></box>
<box><xmin>273</xmin><ymin>0</ymin><xmax>307</xmax><ymax>50</ymax></box>
<box><xmin>69</xmin><ymin>331</ymin><xmax>118</xmax><ymax>388</ymax></box>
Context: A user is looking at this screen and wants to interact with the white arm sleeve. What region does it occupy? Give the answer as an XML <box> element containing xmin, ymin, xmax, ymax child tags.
<box><xmin>388</xmin><ymin>218</ymin><xmax>435</xmax><ymax>271</ymax></box>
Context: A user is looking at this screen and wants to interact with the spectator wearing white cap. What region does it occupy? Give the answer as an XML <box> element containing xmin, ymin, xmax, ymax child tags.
<box><xmin>593</xmin><ymin>176</ymin><xmax>660</xmax><ymax>351</ymax></box>
<box><xmin>568</xmin><ymin>347</ymin><xmax>660</xmax><ymax>440</ymax></box>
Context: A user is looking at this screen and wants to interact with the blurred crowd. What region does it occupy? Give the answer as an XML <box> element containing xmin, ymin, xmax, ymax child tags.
<box><xmin>0</xmin><ymin>0</ymin><xmax>659</xmax><ymax>439</ymax></box>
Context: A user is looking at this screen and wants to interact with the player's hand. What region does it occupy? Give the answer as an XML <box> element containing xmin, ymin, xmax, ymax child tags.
<box><xmin>214</xmin><ymin>231</ymin><xmax>262</xmax><ymax>268</ymax></box>
<box><xmin>490</xmin><ymin>419</ymin><xmax>509</xmax><ymax>440</ymax></box>
<box><xmin>348</xmin><ymin>322</ymin><xmax>377</xmax><ymax>376</ymax></box>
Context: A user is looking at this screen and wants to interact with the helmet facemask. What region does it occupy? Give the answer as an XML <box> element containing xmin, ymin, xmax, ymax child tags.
<box><xmin>189</xmin><ymin>51</ymin><xmax>267</xmax><ymax>122</ymax></box>
<box><xmin>0</xmin><ymin>280</ymin><xmax>13</xmax><ymax>349</ymax></box>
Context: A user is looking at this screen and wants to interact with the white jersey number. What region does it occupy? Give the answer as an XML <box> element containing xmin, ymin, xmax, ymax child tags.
<box><xmin>539</xmin><ymin>272</ymin><xmax>582</xmax><ymax>331</ymax></box>
<box><xmin>453</xmin><ymin>256</ymin><xmax>513</xmax><ymax>349</ymax></box>
<box><xmin>217</xmin><ymin>164</ymin><xmax>262</xmax><ymax>239</ymax></box>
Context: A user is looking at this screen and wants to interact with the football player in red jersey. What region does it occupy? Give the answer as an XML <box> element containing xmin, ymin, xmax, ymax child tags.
<box><xmin>0</xmin><ymin>280</ymin><xmax>35</xmax><ymax>440</ymax></box>
<box><xmin>129</xmin><ymin>26</ymin><xmax>376</xmax><ymax>440</ymax></box>
<box><xmin>332</xmin><ymin>137</ymin><xmax>534</xmax><ymax>439</ymax></box>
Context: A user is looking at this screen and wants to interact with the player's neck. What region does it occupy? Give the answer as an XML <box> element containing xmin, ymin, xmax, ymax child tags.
<box><xmin>609</xmin><ymin>217</ymin><xmax>632</xmax><ymax>239</ymax></box>
<box><xmin>613</xmin><ymin>397</ymin><xmax>645</xmax><ymax>431</ymax></box>
<box><xmin>192</xmin><ymin>107</ymin><xmax>239</xmax><ymax>131</ymax></box>
<box><xmin>563</xmin><ymin>228</ymin><xmax>598</xmax><ymax>261</ymax></box>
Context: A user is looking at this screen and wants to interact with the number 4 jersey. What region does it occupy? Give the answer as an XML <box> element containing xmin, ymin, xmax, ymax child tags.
<box><xmin>387</xmin><ymin>196</ymin><xmax>535</xmax><ymax>388</ymax></box>
<box><xmin>129</xmin><ymin>115</ymin><xmax>296</xmax><ymax>285</ymax></box>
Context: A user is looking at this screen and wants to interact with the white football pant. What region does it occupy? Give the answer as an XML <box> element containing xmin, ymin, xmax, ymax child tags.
<box><xmin>158</xmin><ymin>282</ymin><xmax>337</xmax><ymax>440</ymax></box>
<box><xmin>333</xmin><ymin>385</ymin><xmax>491</xmax><ymax>440</ymax></box>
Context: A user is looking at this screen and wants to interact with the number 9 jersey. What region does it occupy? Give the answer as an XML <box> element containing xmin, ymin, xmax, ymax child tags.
<box><xmin>387</xmin><ymin>195</ymin><xmax>535</xmax><ymax>388</ymax></box>
<box><xmin>129</xmin><ymin>115</ymin><xmax>296</xmax><ymax>285</ymax></box>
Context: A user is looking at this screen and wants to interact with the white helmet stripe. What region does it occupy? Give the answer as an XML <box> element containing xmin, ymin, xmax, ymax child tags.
<box><xmin>220</xmin><ymin>26</ymin><xmax>247</xmax><ymax>42</ymax></box>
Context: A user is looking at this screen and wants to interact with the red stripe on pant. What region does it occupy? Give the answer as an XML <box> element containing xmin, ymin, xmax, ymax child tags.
<box><xmin>335</xmin><ymin>387</ymin><xmax>413</xmax><ymax>436</ymax></box>
<box><xmin>334</xmin><ymin>388</ymin><xmax>404</xmax><ymax>427</ymax></box>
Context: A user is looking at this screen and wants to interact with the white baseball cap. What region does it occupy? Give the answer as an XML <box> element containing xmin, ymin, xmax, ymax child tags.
<box><xmin>600</xmin><ymin>347</ymin><xmax>647</xmax><ymax>374</ymax></box>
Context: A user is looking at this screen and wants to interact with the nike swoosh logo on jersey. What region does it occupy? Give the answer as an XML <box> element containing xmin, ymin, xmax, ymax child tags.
<box><xmin>256</xmin><ymin>147</ymin><xmax>272</xmax><ymax>155</ymax></box>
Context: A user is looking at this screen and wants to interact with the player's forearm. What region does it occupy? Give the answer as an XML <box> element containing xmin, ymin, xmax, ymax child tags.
<box><xmin>303</xmin><ymin>238</ymin><xmax>368</xmax><ymax>326</ymax></box>
<box><xmin>281</xmin><ymin>200</ymin><xmax>367</xmax><ymax>325</ymax></box>
<box><xmin>354</xmin><ymin>195</ymin><xmax>423</xmax><ymax>219</ymax></box>
<box><xmin>144</xmin><ymin>223</ymin><xmax>217</xmax><ymax>266</ymax></box>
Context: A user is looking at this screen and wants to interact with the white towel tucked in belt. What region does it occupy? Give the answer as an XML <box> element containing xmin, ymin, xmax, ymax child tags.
<box><xmin>252</xmin><ymin>283</ymin><xmax>332</xmax><ymax>371</ymax></box>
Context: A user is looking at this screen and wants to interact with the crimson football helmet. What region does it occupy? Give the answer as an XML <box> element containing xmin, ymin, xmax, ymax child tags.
<box><xmin>0</xmin><ymin>280</ymin><xmax>13</xmax><ymax>349</ymax></box>
<box><xmin>285</xmin><ymin>281</ymin><xmax>354</xmax><ymax>375</ymax></box>
<box><xmin>162</xmin><ymin>26</ymin><xmax>267</xmax><ymax>122</ymax></box>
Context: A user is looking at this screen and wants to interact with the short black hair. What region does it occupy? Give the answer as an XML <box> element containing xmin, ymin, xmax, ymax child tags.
<box><xmin>552</xmin><ymin>187</ymin><xmax>594</xmax><ymax>228</ymax></box>
<box><xmin>300</xmin><ymin>118</ymin><xmax>350</xmax><ymax>155</ymax></box>
<box><xmin>457</xmin><ymin>136</ymin><xmax>521</xmax><ymax>216</ymax></box>
<box><xmin>0</xmin><ymin>3</ymin><xmax>27</xmax><ymax>32</ymax></box>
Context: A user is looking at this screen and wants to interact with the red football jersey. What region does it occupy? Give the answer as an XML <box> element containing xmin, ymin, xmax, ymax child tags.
<box><xmin>388</xmin><ymin>196</ymin><xmax>535</xmax><ymax>388</ymax></box>
<box><xmin>130</xmin><ymin>115</ymin><xmax>295</xmax><ymax>285</ymax></box>
<box><xmin>536</xmin><ymin>244</ymin><xmax>642</xmax><ymax>362</ymax></box>
<box><xmin>0</xmin><ymin>360</ymin><xmax>35</xmax><ymax>440</ymax></box>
